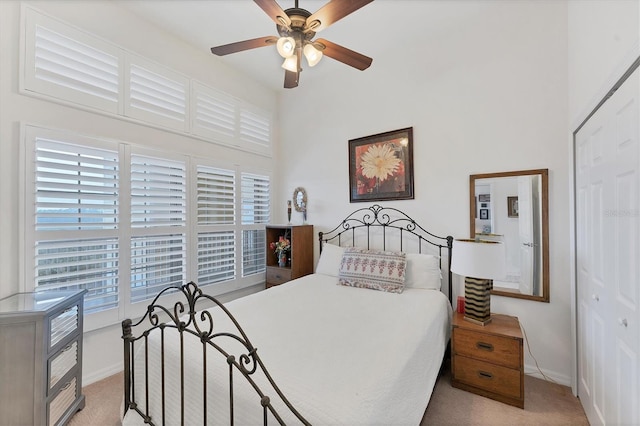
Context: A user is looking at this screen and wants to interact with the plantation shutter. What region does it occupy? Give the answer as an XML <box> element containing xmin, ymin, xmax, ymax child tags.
<box><xmin>196</xmin><ymin>166</ymin><xmax>236</xmax><ymax>285</ymax></box>
<box><xmin>239</xmin><ymin>109</ymin><xmax>270</xmax><ymax>150</ymax></box>
<box><xmin>126</xmin><ymin>58</ymin><xmax>187</xmax><ymax>131</ymax></box>
<box><xmin>130</xmin><ymin>154</ymin><xmax>186</xmax><ymax>302</ymax></box>
<box><xmin>24</xmin><ymin>7</ymin><xmax>120</xmax><ymax>113</ymax></box>
<box><xmin>241</xmin><ymin>173</ymin><xmax>270</xmax><ymax>225</ymax></box>
<box><xmin>192</xmin><ymin>83</ymin><xmax>237</xmax><ymax>141</ymax></box>
<box><xmin>241</xmin><ymin>173</ymin><xmax>270</xmax><ymax>276</ymax></box>
<box><xmin>131</xmin><ymin>155</ymin><xmax>186</xmax><ymax>227</ymax></box>
<box><xmin>33</xmin><ymin>138</ymin><xmax>120</xmax><ymax>313</ymax></box>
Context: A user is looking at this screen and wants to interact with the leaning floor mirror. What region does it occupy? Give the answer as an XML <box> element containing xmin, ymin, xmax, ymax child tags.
<box><xmin>469</xmin><ymin>169</ymin><xmax>549</xmax><ymax>302</ymax></box>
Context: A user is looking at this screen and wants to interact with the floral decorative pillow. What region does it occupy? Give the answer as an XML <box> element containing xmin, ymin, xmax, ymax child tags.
<box><xmin>338</xmin><ymin>247</ymin><xmax>407</xmax><ymax>293</ymax></box>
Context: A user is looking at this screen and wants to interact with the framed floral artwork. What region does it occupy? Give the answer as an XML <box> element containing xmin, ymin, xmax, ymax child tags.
<box><xmin>348</xmin><ymin>127</ymin><xmax>414</xmax><ymax>202</ymax></box>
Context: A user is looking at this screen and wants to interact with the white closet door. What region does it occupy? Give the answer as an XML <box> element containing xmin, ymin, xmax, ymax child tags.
<box><xmin>575</xmin><ymin>66</ymin><xmax>640</xmax><ymax>426</ymax></box>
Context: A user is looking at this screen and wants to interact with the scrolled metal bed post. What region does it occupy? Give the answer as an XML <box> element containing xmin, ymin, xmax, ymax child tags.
<box><xmin>122</xmin><ymin>318</ymin><xmax>133</xmax><ymax>417</ymax></box>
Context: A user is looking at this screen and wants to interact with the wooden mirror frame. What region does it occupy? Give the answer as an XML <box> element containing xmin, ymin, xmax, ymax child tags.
<box><xmin>469</xmin><ymin>169</ymin><xmax>549</xmax><ymax>302</ymax></box>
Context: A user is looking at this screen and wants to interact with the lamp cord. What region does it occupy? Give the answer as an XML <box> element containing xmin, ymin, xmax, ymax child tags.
<box><xmin>519</xmin><ymin>320</ymin><xmax>558</xmax><ymax>385</ymax></box>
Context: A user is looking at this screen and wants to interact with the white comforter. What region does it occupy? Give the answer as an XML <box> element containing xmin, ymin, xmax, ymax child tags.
<box><xmin>123</xmin><ymin>273</ymin><xmax>452</xmax><ymax>425</ymax></box>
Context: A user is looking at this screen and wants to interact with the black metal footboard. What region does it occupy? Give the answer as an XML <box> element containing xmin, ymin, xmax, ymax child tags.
<box><xmin>122</xmin><ymin>281</ymin><xmax>309</xmax><ymax>426</ymax></box>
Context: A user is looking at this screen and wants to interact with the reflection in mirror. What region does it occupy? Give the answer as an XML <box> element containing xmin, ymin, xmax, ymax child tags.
<box><xmin>470</xmin><ymin>169</ymin><xmax>549</xmax><ymax>302</ymax></box>
<box><xmin>293</xmin><ymin>187</ymin><xmax>307</xmax><ymax>212</ymax></box>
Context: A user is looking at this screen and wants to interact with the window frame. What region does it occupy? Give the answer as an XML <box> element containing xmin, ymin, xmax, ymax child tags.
<box><xmin>21</xmin><ymin>124</ymin><xmax>271</xmax><ymax>331</ymax></box>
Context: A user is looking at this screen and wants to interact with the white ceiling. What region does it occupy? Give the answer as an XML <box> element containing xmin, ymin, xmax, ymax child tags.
<box><xmin>117</xmin><ymin>0</ymin><xmax>484</xmax><ymax>91</ymax></box>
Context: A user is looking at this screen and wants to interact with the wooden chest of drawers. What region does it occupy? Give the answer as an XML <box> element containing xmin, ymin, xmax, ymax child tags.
<box><xmin>0</xmin><ymin>290</ymin><xmax>87</xmax><ymax>425</ymax></box>
<box><xmin>451</xmin><ymin>312</ymin><xmax>524</xmax><ymax>408</ymax></box>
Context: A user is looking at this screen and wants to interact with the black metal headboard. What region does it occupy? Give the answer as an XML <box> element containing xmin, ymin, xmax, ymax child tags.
<box><xmin>318</xmin><ymin>204</ymin><xmax>454</xmax><ymax>305</ymax></box>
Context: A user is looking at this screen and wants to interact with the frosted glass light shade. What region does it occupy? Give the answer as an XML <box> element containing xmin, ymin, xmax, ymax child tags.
<box><xmin>281</xmin><ymin>56</ymin><xmax>298</xmax><ymax>72</ymax></box>
<box><xmin>451</xmin><ymin>239</ymin><xmax>506</xmax><ymax>280</ymax></box>
<box><xmin>303</xmin><ymin>44</ymin><xmax>323</xmax><ymax>67</ymax></box>
<box><xmin>276</xmin><ymin>37</ymin><xmax>295</xmax><ymax>58</ymax></box>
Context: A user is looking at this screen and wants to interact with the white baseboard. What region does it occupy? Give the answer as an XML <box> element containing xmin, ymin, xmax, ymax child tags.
<box><xmin>83</xmin><ymin>363</ymin><xmax>123</xmax><ymax>387</ymax></box>
<box><xmin>524</xmin><ymin>364</ymin><xmax>572</xmax><ymax>390</ymax></box>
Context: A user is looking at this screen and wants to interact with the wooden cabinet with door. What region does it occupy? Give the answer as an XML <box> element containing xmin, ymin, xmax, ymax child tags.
<box><xmin>265</xmin><ymin>224</ymin><xmax>313</xmax><ymax>288</ymax></box>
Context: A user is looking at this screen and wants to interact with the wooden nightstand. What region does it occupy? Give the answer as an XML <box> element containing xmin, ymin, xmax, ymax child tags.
<box><xmin>451</xmin><ymin>312</ymin><xmax>524</xmax><ymax>408</ymax></box>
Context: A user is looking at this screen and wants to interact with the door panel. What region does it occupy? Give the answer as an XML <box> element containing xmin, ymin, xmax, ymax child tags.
<box><xmin>575</xmin><ymin>66</ymin><xmax>639</xmax><ymax>426</ymax></box>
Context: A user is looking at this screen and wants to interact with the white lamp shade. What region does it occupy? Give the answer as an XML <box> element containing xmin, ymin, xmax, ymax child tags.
<box><xmin>276</xmin><ymin>37</ymin><xmax>296</xmax><ymax>58</ymax></box>
<box><xmin>303</xmin><ymin>43</ymin><xmax>322</xmax><ymax>67</ymax></box>
<box><xmin>281</xmin><ymin>55</ymin><xmax>298</xmax><ymax>72</ymax></box>
<box><xmin>451</xmin><ymin>239</ymin><xmax>506</xmax><ymax>280</ymax></box>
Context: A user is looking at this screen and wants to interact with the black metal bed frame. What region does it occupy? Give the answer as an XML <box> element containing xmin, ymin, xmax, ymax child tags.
<box><xmin>319</xmin><ymin>204</ymin><xmax>454</xmax><ymax>304</ymax></box>
<box><xmin>122</xmin><ymin>281</ymin><xmax>310</xmax><ymax>426</ymax></box>
<box><xmin>122</xmin><ymin>204</ymin><xmax>453</xmax><ymax>426</ymax></box>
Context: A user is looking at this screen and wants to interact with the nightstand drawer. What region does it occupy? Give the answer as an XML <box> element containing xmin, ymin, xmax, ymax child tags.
<box><xmin>266</xmin><ymin>267</ymin><xmax>292</xmax><ymax>285</ymax></box>
<box><xmin>453</xmin><ymin>355</ymin><xmax>522</xmax><ymax>399</ymax></box>
<box><xmin>48</xmin><ymin>338</ymin><xmax>79</xmax><ymax>394</ymax></box>
<box><xmin>454</xmin><ymin>328</ymin><xmax>521</xmax><ymax>369</ymax></box>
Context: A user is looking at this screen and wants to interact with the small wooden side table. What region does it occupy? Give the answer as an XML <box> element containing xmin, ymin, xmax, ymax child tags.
<box><xmin>451</xmin><ymin>312</ymin><xmax>524</xmax><ymax>408</ymax></box>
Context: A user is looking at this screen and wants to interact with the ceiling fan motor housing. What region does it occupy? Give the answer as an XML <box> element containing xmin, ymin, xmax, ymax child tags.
<box><xmin>277</xmin><ymin>8</ymin><xmax>316</xmax><ymax>42</ymax></box>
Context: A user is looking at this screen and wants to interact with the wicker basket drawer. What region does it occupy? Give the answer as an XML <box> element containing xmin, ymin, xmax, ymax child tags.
<box><xmin>48</xmin><ymin>375</ymin><xmax>78</xmax><ymax>426</ymax></box>
<box><xmin>49</xmin><ymin>304</ymin><xmax>79</xmax><ymax>351</ymax></box>
<box><xmin>454</xmin><ymin>328</ymin><xmax>521</xmax><ymax>369</ymax></box>
<box><xmin>453</xmin><ymin>355</ymin><xmax>522</xmax><ymax>399</ymax></box>
<box><xmin>266</xmin><ymin>267</ymin><xmax>292</xmax><ymax>286</ymax></box>
<box><xmin>48</xmin><ymin>339</ymin><xmax>79</xmax><ymax>394</ymax></box>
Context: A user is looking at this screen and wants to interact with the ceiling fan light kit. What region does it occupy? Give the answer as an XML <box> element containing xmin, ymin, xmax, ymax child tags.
<box><xmin>210</xmin><ymin>0</ymin><xmax>374</xmax><ymax>88</ymax></box>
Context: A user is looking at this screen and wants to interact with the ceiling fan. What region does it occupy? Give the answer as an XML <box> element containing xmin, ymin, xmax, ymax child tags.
<box><xmin>210</xmin><ymin>0</ymin><xmax>374</xmax><ymax>89</ymax></box>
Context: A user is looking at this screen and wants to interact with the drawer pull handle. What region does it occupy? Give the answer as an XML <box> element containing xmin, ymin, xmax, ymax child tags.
<box><xmin>476</xmin><ymin>342</ymin><xmax>494</xmax><ymax>351</ymax></box>
<box><xmin>62</xmin><ymin>344</ymin><xmax>73</xmax><ymax>352</ymax></box>
<box><xmin>60</xmin><ymin>381</ymin><xmax>72</xmax><ymax>391</ymax></box>
<box><xmin>478</xmin><ymin>371</ymin><xmax>493</xmax><ymax>380</ymax></box>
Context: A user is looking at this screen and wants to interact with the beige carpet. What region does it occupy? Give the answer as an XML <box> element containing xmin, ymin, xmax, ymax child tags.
<box><xmin>70</xmin><ymin>364</ymin><xmax>588</xmax><ymax>426</ymax></box>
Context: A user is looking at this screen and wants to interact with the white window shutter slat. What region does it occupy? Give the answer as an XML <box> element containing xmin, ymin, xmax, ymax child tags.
<box><xmin>241</xmin><ymin>173</ymin><xmax>270</xmax><ymax>225</ymax></box>
<box><xmin>130</xmin><ymin>234</ymin><xmax>186</xmax><ymax>302</ymax></box>
<box><xmin>239</xmin><ymin>109</ymin><xmax>270</xmax><ymax>149</ymax></box>
<box><xmin>131</xmin><ymin>154</ymin><xmax>186</xmax><ymax>228</ymax></box>
<box><xmin>126</xmin><ymin>59</ymin><xmax>187</xmax><ymax>130</ymax></box>
<box><xmin>197</xmin><ymin>231</ymin><xmax>235</xmax><ymax>285</ymax></box>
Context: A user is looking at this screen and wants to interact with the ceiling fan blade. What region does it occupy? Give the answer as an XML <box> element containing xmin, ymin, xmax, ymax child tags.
<box><xmin>284</xmin><ymin>70</ymin><xmax>299</xmax><ymax>89</ymax></box>
<box><xmin>315</xmin><ymin>38</ymin><xmax>372</xmax><ymax>70</ymax></box>
<box><xmin>254</xmin><ymin>0</ymin><xmax>291</xmax><ymax>29</ymax></box>
<box><xmin>211</xmin><ymin>36</ymin><xmax>278</xmax><ymax>56</ymax></box>
<box><xmin>306</xmin><ymin>0</ymin><xmax>374</xmax><ymax>33</ymax></box>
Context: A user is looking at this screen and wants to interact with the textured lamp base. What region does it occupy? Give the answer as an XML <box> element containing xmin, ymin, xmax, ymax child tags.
<box><xmin>464</xmin><ymin>277</ymin><xmax>492</xmax><ymax>325</ymax></box>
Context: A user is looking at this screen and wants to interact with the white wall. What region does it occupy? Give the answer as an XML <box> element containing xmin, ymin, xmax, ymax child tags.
<box><xmin>568</xmin><ymin>0</ymin><xmax>640</xmax><ymax>128</ymax></box>
<box><xmin>0</xmin><ymin>1</ymin><xmax>278</xmax><ymax>384</ymax></box>
<box><xmin>276</xmin><ymin>0</ymin><xmax>573</xmax><ymax>383</ymax></box>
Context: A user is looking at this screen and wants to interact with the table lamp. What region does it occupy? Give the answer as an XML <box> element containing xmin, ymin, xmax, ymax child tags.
<box><xmin>451</xmin><ymin>239</ymin><xmax>506</xmax><ymax>325</ymax></box>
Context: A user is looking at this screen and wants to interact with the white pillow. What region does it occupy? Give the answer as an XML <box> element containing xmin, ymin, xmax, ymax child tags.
<box><xmin>404</xmin><ymin>253</ymin><xmax>442</xmax><ymax>290</ymax></box>
<box><xmin>315</xmin><ymin>243</ymin><xmax>345</xmax><ymax>276</ymax></box>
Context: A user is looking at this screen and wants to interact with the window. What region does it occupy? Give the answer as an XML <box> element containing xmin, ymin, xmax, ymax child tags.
<box><xmin>196</xmin><ymin>166</ymin><xmax>236</xmax><ymax>285</ymax></box>
<box><xmin>129</xmin><ymin>153</ymin><xmax>187</xmax><ymax>302</ymax></box>
<box><xmin>23</xmin><ymin>7</ymin><xmax>120</xmax><ymax>114</ymax></box>
<box><xmin>126</xmin><ymin>57</ymin><xmax>188</xmax><ymax>132</ymax></box>
<box><xmin>22</xmin><ymin>6</ymin><xmax>272</xmax><ymax>155</ymax></box>
<box><xmin>30</xmin><ymin>131</ymin><xmax>120</xmax><ymax>314</ymax></box>
<box><xmin>241</xmin><ymin>173</ymin><xmax>270</xmax><ymax>276</ymax></box>
<box><xmin>23</xmin><ymin>125</ymin><xmax>271</xmax><ymax>329</ymax></box>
